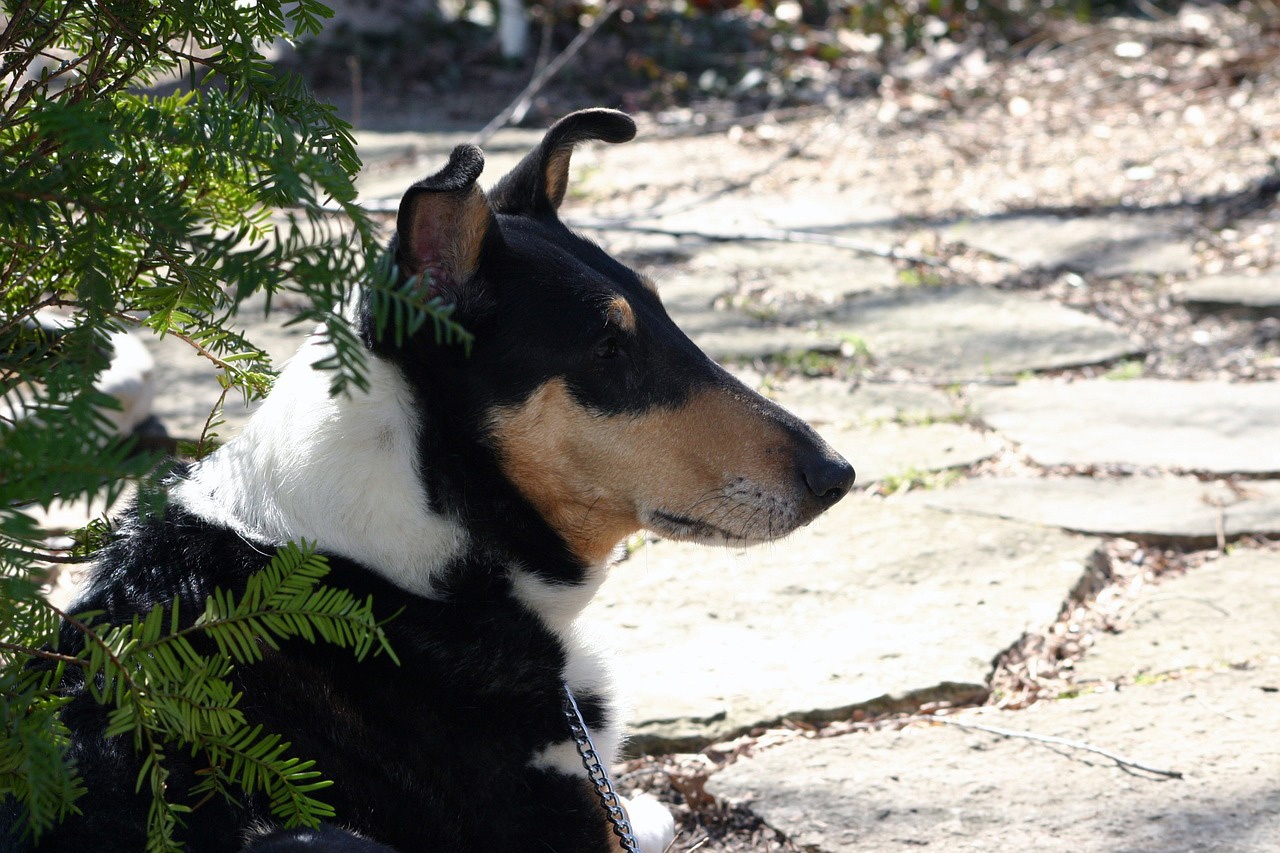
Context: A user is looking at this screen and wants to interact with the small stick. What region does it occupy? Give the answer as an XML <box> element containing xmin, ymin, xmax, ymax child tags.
<box><xmin>471</xmin><ymin>0</ymin><xmax>622</xmax><ymax>148</ymax></box>
<box><xmin>920</xmin><ymin>716</ymin><xmax>1184</xmax><ymax>779</ymax></box>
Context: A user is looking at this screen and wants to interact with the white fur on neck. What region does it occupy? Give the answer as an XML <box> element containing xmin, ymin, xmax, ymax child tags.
<box><xmin>528</xmin><ymin>618</ymin><xmax>621</xmax><ymax>769</ymax></box>
<box><xmin>510</xmin><ymin>566</ymin><xmax>609</xmax><ymax>636</ymax></box>
<box><xmin>172</xmin><ymin>334</ymin><xmax>467</xmax><ymax>597</ymax></box>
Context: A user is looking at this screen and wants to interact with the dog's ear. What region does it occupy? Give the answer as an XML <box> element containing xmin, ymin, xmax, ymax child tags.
<box><xmin>489</xmin><ymin>109</ymin><xmax>636</xmax><ymax>216</ymax></box>
<box><xmin>394</xmin><ymin>144</ymin><xmax>493</xmax><ymax>294</ymax></box>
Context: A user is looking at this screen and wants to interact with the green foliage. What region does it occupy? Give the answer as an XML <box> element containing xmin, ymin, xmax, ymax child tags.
<box><xmin>0</xmin><ymin>667</ymin><xmax>84</xmax><ymax>840</ymax></box>
<box><xmin>0</xmin><ymin>1</ymin><xmax>442</xmax><ymax>846</ymax></box>
<box><xmin>1104</xmin><ymin>358</ymin><xmax>1145</xmax><ymax>381</ymax></box>
<box><xmin>2</xmin><ymin>541</ymin><xmax>393</xmax><ymax>849</ymax></box>
<box><xmin>875</xmin><ymin>465</ymin><xmax>963</xmax><ymax>495</ymax></box>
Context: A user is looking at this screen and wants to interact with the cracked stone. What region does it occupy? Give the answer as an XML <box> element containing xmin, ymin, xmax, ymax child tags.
<box><xmin>592</xmin><ymin>497</ymin><xmax>1094</xmax><ymax>752</ymax></box>
<box><xmin>944</xmin><ymin>212</ymin><xmax>1195</xmax><ymax>276</ymax></box>
<box><xmin>1073</xmin><ymin>548</ymin><xmax>1280</xmax><ymax>683</ymax></box>
<box><xmin>910</xmin><ymin>476</ymin><xmax>1280</xmax><ymax>541</ymax></box>
<box><xmin>971</xmin><ymin>379</ymin><xmax>1280</xmax><ymax>473</ymax></box>
<box><xmin>708</xmin><ymin>659</ymin><xmax>1280</xmax><ymax>852</ymax></box>
<box><xmin>832</xmin><ymin>286</ymin><xmax>1136</xmax><ymax>379</ymax></box>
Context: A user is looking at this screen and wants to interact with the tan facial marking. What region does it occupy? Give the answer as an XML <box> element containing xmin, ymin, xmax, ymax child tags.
<box><xmin>489</xmin><ymin>379</ymin><xmax>801</xmax><ymax>565</ymax></box>
<box><xmin>605</xmin><ymin>296</ymin><xmax>635</xmax><ymax>333</ymax></box>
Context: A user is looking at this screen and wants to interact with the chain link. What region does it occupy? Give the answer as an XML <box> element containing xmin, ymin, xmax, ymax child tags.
<box><xmin>561</xmin><ymin>683</ymin><xmax>641</xmax><ymax>853</ymax></box>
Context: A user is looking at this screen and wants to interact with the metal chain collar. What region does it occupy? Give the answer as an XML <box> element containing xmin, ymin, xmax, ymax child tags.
<box><xmin>561</xmin><ymin>682</ymin><xmax>641</xmax><ymax>853</ymax></box>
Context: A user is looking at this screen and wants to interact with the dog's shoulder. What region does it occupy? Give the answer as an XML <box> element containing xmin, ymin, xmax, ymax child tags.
<box><xmin>69</xmin><ymin>468</ymin><xmax>265</xmax><ymax>626</ymax></box>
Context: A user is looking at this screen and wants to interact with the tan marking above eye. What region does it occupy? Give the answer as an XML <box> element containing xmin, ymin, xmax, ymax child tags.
<box><xmin>487</xmin><ymin>379</ymin><xmax>799</xmax><ymax>565</ymax></box>
<box><xmin>605</xmin><ymin>296</ymin><xmax>635</xmax><ymax>333</ymax></box>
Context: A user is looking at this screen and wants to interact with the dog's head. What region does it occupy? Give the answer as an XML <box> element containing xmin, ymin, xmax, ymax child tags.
<box><xmin>374</xmin><ymin>109</ymin><xmax>854</xmax><ymax>566</ymax></box>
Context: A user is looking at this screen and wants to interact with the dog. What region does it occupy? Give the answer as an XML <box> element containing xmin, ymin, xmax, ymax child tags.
<box><xmin>4</xmin><ymin>109</ymin><xmax>854</xmax><ymax>852</ymax></box>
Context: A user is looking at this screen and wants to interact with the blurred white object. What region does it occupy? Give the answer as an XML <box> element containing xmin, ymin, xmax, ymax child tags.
<box><xmin>497</xmin><ymin>0</ymin><xmax>528</xmax><ymax>59</ymax></box>
<box><xmin>97</xmin><ymin>329</ymin><xmax>156</xmax><ymax>435</ymax></box>
<box><xmin>8</xmin><ymin>313</ymin><xmax>157</xmax><ymax>436</ymax></box>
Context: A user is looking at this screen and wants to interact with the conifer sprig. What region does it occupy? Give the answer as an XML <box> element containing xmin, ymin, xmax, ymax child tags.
<box><xmin>1</xmin><ymin>1</ymin><xmax>442</xmax><ymax>846</ymax></box>
<box><xmin>2</xmin><ymin>543</ymin><xmax>393</xmax><ymax>849</ymax></box>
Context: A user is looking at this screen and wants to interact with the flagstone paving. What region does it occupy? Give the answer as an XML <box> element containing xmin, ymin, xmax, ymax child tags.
<box><xmin>706</xmin><ymin>660</ymin><xmax>1280</xmax><ymax>853</ymax></box>
<box><xmin>1176</xmin><ymin>271</ymin><xmax>1280</xmax><ymax>312</ymax></box>
<box><xmin>971</xmin><ymin>379</ymin><xmax>1280</xmax><ymax>473</ymax></box>
<box><xmin>816</xmin><ymin>422</ymin><xmax>1000</xmax><ymax>485</ymax></box>
<box><xmin>911</xmin><ymin>476</ymin><xmax>1280</xmax><ymax>541</ymax></box>
<box><xmin>943</xmin><ymin>211</ymin><xmax>1197</xmax><ymax>276</ymax></box>
<box><xmin>589</xmin><ymin>496</ymin><xmax>1095</xmax><ymax>752</ymax></box>
<box><xmin>830</xmin><ymin>286</ymin><xmax>1138</xmax><ymax>379</ymax></box>
<box><xmin>1072</xmin><ymin>549</ymin><xmax>1280</xmax><ymax>684</ymax></box>
<box><xmin>659</xmin><ymin>281</ymin><xmax>1140</xmax><ymax>373</ymax></box>
<box><xmin>757</xmin><ymin>377</ymin><xmax>961</xmax><ymax>427</ymax></box>
<box><xmin>706</xmin><ymin>550</ymin><xmax>1280</xmax><ymax>853</ymax></box>
<box><xmin>673</xmin><ymin>241</ymin><xmax>901</xmax><ymax>305</ymax></box>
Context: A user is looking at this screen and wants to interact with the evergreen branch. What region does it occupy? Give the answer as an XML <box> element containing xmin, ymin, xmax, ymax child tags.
<box><xmin>0</xmin><ymin>642</ymin><xmax>87</xmax><ymax>669</ymax></box>
<box><xmin>47</xmin><ymin>603</ymin><xmax>183</xmax><ymax>848</ymax></box>
<box><xmin>195</xmin><ymin>385</ymin><xmax>231</xmax><ymax>461</ymax></box>
<box><xmin>1</xmin><ymin>1</ymin><xmax>395</xmax><ymax>844</ymax></box>
<box><xmin>0</xmin><ymin>667</ymin><xmax>86</xmax><ymax>840</ymax></box>
<box><xmin>153</xmin><ymin>542</ymin><xmax>397</xmax><ymax>666</ymax></box>
<box><xmin>198</xmin><ymin>725</ymin><xmax>335</xmax><ymax>828</ymax></box>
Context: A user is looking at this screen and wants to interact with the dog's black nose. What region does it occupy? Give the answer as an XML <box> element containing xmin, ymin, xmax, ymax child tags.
<box><xmin>803</xmin><ymin>454</ymin><xmax>856</xmax><ymax>505</ymax></box>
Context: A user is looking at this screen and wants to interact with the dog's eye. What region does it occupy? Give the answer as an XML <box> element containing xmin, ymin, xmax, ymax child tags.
<box><xmin>593</xmin><ymin>336</ymin><xmax>621</xmax><ymax>359</ymax></box>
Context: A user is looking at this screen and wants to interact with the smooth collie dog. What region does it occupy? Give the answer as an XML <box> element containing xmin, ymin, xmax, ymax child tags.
<box><xmin>5</xmin><ymin>109</ymin><xmax>854</xmax><ymax>852</ymax></box>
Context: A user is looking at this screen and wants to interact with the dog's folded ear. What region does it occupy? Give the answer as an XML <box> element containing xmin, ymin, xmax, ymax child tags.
<box><xmin>394</xmin><ymin>144</ymin><xmax>493</xmax><ymax>294</ymax></box>
<box><xmin>489</xmin><ymin>108</ymin><xmax>636</xmax><ymax>216</ymax></box>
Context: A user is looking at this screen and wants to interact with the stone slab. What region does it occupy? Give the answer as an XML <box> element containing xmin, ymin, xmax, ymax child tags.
<box><xmin>1176</xmin><ymin>272</ymin><xmax>1280</xmax><ymax>311</ymax></box>
<box><xmin>645</xmin><ymin>267</ymin><xmax>839</xmax><ymax>361</ymax></box>
<box><xmin>820</xmin><ymin>423</ymin><xmax>1000</xmax><ymax>485</ymax></box>
<box><xmin>682</xmin><ymin>241</ymin><xmax>899</xmax><ymax>305</ymax></box>
<box><xmin>708</xmin><ymin>661</ymin><xmax>1280</xmax><ymax>852</ymax></box>
<box><xmin>971</xmin><ymin>379</ymin><xmax>1280</xmax><ymax>473</ymax></box>
<box><xmin>751</xmin><ymin>379</ymin><xmax>994</xmax><ymax>483</ymax></box>
<box><xmin>582</xmin><ymin>134</ymin><xmax>898</xmax><ymax>236</ymax></box>
<box><xmin>847</xmin><ymin>383</ymin><xmax>963</xmax><ymax>426</ymax></box>
<box><xmin>832</xmin><ymin>286</ymin><xmax>1136</xmax><ymax>379</ymax></box>
<box><xmin>912</xmin><ymin>476</ymin><xmax>1280</xmax><ymax>540</ymax></box>
<box><xmin>753</xmin><ymin>185</ymin><xmax>899</xmax><ymax>234</ymax></box>
<box><xmin>680</xmin><ymin>320</ymin><xmax>840</xmax><ymax>362</ymax></box>
<box><xmin>591</xmin><ymin>497</ymin><xmax>1095</xmax><ymax>751</ymax></box>
<box><xmin>945</xmin><ymin>212</ymin><xmax>1195</xmax><ymax>276</ymax></box>
<box><xmin>757</xmin><ymin>378</ymin><xmax>961</xmax><ymax>428</ymax></box>
<box><xmin>1073</xmin><ymin>549</ymin><xmax>1280</xmax><ymax>684</ymax></box>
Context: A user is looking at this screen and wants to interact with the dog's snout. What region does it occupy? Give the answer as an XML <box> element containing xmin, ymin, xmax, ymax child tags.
<box><xmin>802</xmin><ymin>453</ymin><xmax>856</xmax><ymax>505</ymax></box>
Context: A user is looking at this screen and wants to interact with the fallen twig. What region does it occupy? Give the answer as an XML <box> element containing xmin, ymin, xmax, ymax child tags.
<box><xmin>470</xmin><ymin>0</ymin><xmax>622</xmax><ymax>148</ymax></box>
<box><xmin>565</xmin><ymin>220</ymin><xmax>943</xmax><ymax>266</ymax></box>
<box><xmin>920</xmin><ymin>715</ymin><xmax>1184</xmax><ymax>779</ymax></box>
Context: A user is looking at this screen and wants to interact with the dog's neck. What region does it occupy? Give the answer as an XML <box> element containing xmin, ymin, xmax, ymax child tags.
<box><xmin>171</xmin><ymin>334</ymin><xmax>469</xmax><ymax>598</ymax></box>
